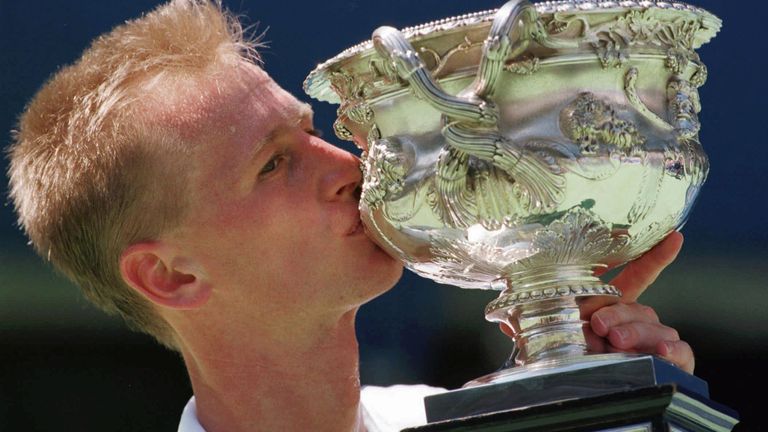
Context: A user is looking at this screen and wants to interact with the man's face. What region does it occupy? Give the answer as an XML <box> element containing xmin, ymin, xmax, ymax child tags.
<box><xmin>163</xmin><ymin>63</ymin><xmax>402</xmax><ymax>318</ymax></box>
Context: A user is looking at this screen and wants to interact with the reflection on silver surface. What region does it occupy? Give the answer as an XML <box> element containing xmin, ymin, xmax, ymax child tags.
<box><xmin>305</xmin><ymin>0</ymin><xmax>719</xmax><ymax>378</ymax></box>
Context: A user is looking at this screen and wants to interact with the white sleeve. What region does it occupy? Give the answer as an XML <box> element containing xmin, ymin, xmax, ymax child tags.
<box><xmin>360</xmin><ymin>384</ymin><xmax>448</xmax><ymax>432</ymax></box>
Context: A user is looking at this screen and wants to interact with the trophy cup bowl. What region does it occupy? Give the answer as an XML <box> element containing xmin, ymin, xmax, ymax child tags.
<box><xmin>305</xmin><ymin>0</ymin><xmax>724</xmax><ymax>421</ymax></box>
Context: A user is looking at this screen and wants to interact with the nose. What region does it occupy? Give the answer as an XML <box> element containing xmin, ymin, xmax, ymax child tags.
<box><xmin>316</xmin><ymin>139</ymin><xmax>362</xmax><ymax>203</ymax></box>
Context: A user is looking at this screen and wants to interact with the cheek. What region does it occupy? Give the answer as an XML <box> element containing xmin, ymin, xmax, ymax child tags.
<box><xmin>203</xmin><ymin>180</ymin><xmax>312</xmax><ymax>233</ymax></box>
<box><xmin>215</xmin><ymin>197</ymin><xmax>326</xmax><ymax>266</ymax></box>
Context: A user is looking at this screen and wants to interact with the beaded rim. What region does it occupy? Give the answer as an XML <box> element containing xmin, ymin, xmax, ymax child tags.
<box><xmin>304</xmin><ymin>0</ymin><xmax>721</xmax><ymax>103</ymax></box>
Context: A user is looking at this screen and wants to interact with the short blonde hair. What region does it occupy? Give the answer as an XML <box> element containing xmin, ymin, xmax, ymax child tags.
<box><xmin>8</xmin><ymin>0</ymin><xmax>261</xmax><ymax>349</ymax></box>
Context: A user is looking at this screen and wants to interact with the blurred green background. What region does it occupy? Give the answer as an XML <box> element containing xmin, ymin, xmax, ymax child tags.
<box><xmin>1</xmin><ymin>0</ymin><xmax>766</xmax><ymax>430</ymax></box>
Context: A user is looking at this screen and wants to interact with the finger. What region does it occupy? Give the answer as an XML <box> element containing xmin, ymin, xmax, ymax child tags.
<box><xmin>578</xmin><ymin>295</ymin><xmax>620</xmax><ymax>320</ymax></box>
<box><xmin>584</xmin><ymin>325</ymin><xmax>609</xmax><ymax>354</ymax></box>
<box><xmin>591</xmin><ymin>303</ymin><xmax>660</xmax><ymax>337</ymax></box>
<box><xmin>606</xmin><ymin>322</ymin><xmax>680</xmax><ymax>352</ymax></box>
<box><xmin>657</xmin><ymin>340</ymin><xmax>695</xmax><ymax>374</ymax></box>
<box><xmin>609</xmin><ymin>231</ymin><xmax>684</xmax><ymax>303</ymax></box>
<box><xmin>580</xmin><ymin>233</ymin><xmax>683</xmax><ymax>318</ymax></box>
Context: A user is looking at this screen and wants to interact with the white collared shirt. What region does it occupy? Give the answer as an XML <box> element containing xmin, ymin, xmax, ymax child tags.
<box><xmin>177</xmin><ymin>397</ymin><xmax>205</xmax><ymax>432</ymax></box>
<box><xmin>177</xmin><ymin>384</ymin><xmax>447</xmax><ymax>432</ymax></box>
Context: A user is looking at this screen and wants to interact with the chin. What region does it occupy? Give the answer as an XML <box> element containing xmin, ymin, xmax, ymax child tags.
<box><xmin>353</xmin><ymin>256</ymin><xmax>404</xmax><ymax>305</ymax></box>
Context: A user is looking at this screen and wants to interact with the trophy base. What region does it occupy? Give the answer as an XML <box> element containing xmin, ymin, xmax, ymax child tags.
<box><xmin>462</xmin><ymin>353</ymin><xmax>705</xmax><ymax>389</ymax></box>
<box><xmin>404</xmin><ymin>384</ymin><xmax>739</xmax><ymax>432</ymax></box>
<box><xmin>422</xmin><ymin>355</ymin><xmax>730</xmax><ymax>425</ymax></box>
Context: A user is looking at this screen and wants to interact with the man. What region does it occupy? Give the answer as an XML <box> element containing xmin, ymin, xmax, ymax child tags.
<box><xmin>7</xmin><ymin>1</ymin><xmax>692</xmax><ymax>431</ymax></box>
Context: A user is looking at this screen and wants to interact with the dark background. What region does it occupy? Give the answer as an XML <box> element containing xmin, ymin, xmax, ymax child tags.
<box><xmin>1</xmin><ymin>0</ymin><xmax>765</xmax><ymax>430</ymax></box>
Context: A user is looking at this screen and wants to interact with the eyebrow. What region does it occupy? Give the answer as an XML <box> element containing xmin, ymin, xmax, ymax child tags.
<box><xmin>244</xmin><ymin>102</ymin><xmax>314</xmax><ymax>168</ymax></box>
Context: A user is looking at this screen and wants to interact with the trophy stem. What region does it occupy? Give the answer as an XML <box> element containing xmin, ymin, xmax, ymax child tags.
<box><xmin>506</xmin><ymin>297</ymin><xmax>589</xmax><ymax>365</ymax></box>
<box><xmin>485</xmin><ymin>264</ymin><xmax>621</xmax><ymax>369</ymax></box>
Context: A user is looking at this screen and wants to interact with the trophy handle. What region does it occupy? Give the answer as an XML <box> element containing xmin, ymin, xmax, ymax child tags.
<box><xmin>372</xmin><ymin>0</ymin><xmax>540</xmax><ymax>122</ymax></box>
<box><xmin>372</xmin><ymin>2</ymin><xmax>564</xmax><ymax>224</ymax></box>
<box><xmin>372</xmin><ymin>26</ymin><xmax>498</xmax><ymax>125</ymax></box>
<box><xmin>471</xmin><ymin>0</ymin><xmax>538</xmax><ymax>99</ymax></box>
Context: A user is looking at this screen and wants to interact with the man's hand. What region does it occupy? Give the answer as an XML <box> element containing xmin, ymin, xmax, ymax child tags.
<box><xmin>580</xmin><ymin>231</ymin><xmax>695</xmax><ymax>373</ymax></box>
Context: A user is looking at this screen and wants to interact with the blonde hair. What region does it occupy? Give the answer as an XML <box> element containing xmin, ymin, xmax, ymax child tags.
<box><xmin>8</xmin><ymin>0</ymin><xmax>262</xmax><ymax>349</ymax></box>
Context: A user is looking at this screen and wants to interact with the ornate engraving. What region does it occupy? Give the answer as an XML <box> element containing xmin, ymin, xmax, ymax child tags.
<box><xmin>624</xmin><ymin>66</ymin><xmax>706</xmax><ymax>215</ymax></box>
<box><xmin>506</xmin><ymin>207</ymin><xmax>630</xmax><ymax>274</ymax></box>
<box><xmin>658</xmin><ymin>15</ymin><xmax>701</xmax><ymax>51</ymax></box>
<box><xmin>305</xmin><ymin>1</ymin><xmax>719</xmax><ymax>372</ymax></box>
<box><xmin>593</xmin><ymin>32</ymin><xmax>630</xmax><ymax>69</ymax></box>
<box><xmin>542</xmin><ymin>8</ymin><xmax>713</xmax><ymax>69</ymax></box>
<box><xmin>306</xmin><ymin>2</ymin><xmax>720</xmax><ymax>104</ymax></box>
<box><xmin>368</xmin><ymin>56</ymin><xmax>399</xmax><ymax>87</ymax></box>
<box><xmin>419</xmin><ymin>35</ymin><xmax>483</xmax><ymax>78</ymax></box>
<box><xmin>426</xmin><ymin>206</ymin><xmax>633</xmax><ymax>315</ymax></box>
<box><xmin>360</xmin><ymin>138</ymin><xmax>408</xmax><ymax>210</ymax></box>
<box><xmin>690</xmin><ymin>62</ymin><xmax>708</xmax><ymax>88</ymax></box>
<box><xmin>369</xmin><ymin>11</ymin><xmax>566</xmax><ymax>229</ymax></box>
<box><xmin>427</xmin><ymin>147</ymin><xmax>476</xmax><ymax>228</ymax></box>
<box><xmin>429</xmin><ymin>231</ymin><xmax>531</xmax><ymax>284</ymax></box>
<box><xmin>625</xmin><ymin>67</ymin><xmax>674</xmax><ymax>133</ymax></box>
<box><xmin>329</xmin><ymin>71</ymin><xmax>369</xmax><ymax>110</ymax></box>
<box><xmin>329</xmin><ymin>71</ymin><xmax>377</xmax><ymax>145</ymax></box>
<box><xmin>382</xmin><ymin>184</ymin><xmax>425</xmax><ymax>223</ymax></box>
<box><xmin>668</xmin><ymin>78</ymin><xmax>701</xmax><ymax>140</ymax></box>
<box><xmin>664</xmin><ymin>27</ymin><xmax>708</xmax><ymax>203</ymax></box>
<box><xmin>591</xmin><ymin>9</ymin><xmax>668</xmax><ymax>63</ymax></box>
<box><xmin>333</xmin><ymin>120</ymin><xmax>354</xmax><ymax>142</ymax></box>
<box><xmin>473</xmin><ymin>164</ymin><xmax>524</xmax><ymax>230</ymax></box>
<box><xmin>503</xmin><ymin>55</ymin><xmax>540</xmax><ymax>75</ymax></box>
<box><xmin>493</xmin><ymin>139</ymin><xmax>565</xmax><ymax>213</ymax></box>
<box><xmin>607</xmin><ymin>214</ymin><xmax>678</xmax><ymax>264</ymax></box>
<box><xmin>426</xmin><ymin>137</ymin><xmax>566</xmax><ymax>229</ymax></box>
<box><xmin>560</xmin><ymin>92</ymin><xmax>645</xmax><ymax>155</ymax></box>
<box><xmin>665</xmin><ymin>47</ymin><xmax>685</xmax><ymax>73</ymax></box>
<box><xmin>624</xmin><ymin>10</ymin><xmax>663</xmax><ymax>41</ymax></box>
<box><xmin>367</xmin><ymin>124</ymin><xmax>381</xmax><ymax>143</ymax></box>
<box><xmin>628</xmin><ymin>153</ymin><xmax>665</xmax><ymax>224</ymax></box>
<box><xmin>345</xmin><ymin>103</ymin><xmax>374</xmax><ymax>125</ymax></box>
<box><xmin>486</xmin><ymin>284</ymin><xmax>619</xmax><ymax>313</ymax></box>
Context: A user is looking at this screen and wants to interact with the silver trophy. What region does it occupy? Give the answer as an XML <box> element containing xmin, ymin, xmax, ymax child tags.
<box><xmin>306</xmin><ymin>1</ymin><xmax>737</xmax><ymax>429</ymax></box>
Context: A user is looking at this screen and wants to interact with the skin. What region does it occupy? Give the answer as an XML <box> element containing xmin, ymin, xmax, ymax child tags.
<box><xmin>586</xmin><ymin>231</ymin><xmax>694</xmax><ymax>373</ymax></box>
<box><xmin>120</xmin><ymin>61</ymin><xmax>694</xmax><ymax>431</ymax></box>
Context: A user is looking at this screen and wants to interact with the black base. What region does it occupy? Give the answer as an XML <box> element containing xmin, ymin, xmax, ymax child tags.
<box><xmin>424</xmin><ymin>355</ymin><xmax>708</xmax><ymax>423</ymax></box>
<box><xmin>404</xmin><ymin>385</ymin><xmax>739</xmax><ymax>432</ymax></box>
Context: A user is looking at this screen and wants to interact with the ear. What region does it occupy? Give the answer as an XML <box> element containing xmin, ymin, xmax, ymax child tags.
<box><xmin>119</xmin><ymin>242</ymin><xmax>212</xmax><ymax>310</ymax></box>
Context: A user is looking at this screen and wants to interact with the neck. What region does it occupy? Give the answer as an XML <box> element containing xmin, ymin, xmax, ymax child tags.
<box><xmin>177</xmin><ymin>308</ymin><xmax>363</xmax><ymax>432</ymax></box>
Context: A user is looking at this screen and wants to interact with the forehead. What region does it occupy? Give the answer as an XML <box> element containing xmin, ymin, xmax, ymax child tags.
<box><xmin>148</xmin><ymin>63</ymin><xmax>315</xmax><ymax>191</ymax></box>
<box><xmin>217</xmin><ymin>64</ymin><xmax>309</xmax><ymax>127</ymax></box>
<box><xmin>146</xmin><ymin>63</ymin><xmax>306</xmax><ymax>141</ymax></box>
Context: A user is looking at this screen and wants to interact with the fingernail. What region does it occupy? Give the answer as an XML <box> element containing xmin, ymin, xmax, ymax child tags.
<box><xmin>614</xmin><ymin>328</ymin><xmax>629</xmax><ymax>342</ymax></box>
<box><xmin>594</xmin><ymin>314</ymin><xmax>608</xmax><ymax>332</ymax></box>
<box><xmin>599</xmin><ymin>312</ymin><xmax>614</xmax><ymax>328</ymax></box>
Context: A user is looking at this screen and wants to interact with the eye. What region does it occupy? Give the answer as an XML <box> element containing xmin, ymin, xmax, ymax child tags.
<box><xmin>306</xmin><ymin>128</ymin><xmax>323</xmax><ymax>138</ymax></box>
<box><xmin>259</xmin><ymin>154</ymin><xmax>285</xmax><ymax>177</ymax></box>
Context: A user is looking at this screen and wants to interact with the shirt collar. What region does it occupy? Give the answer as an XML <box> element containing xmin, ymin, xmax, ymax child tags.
<box><xmin>178</xmin><ymin>396</ymin><xmax>206</xmax><ymax>432</ymax></box>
